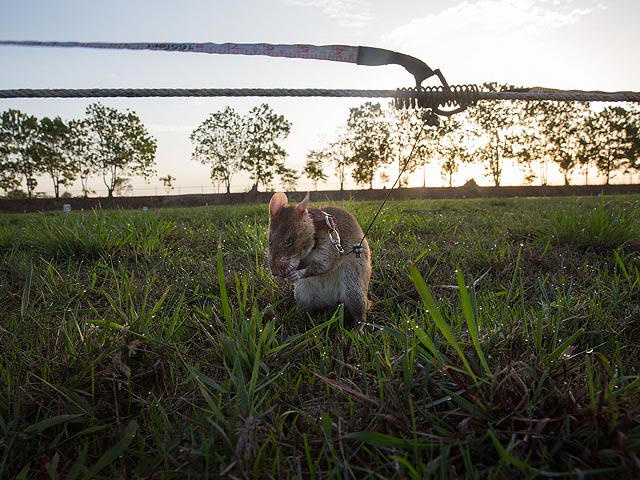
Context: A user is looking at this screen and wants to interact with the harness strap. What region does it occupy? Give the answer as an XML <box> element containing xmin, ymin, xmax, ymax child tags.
<box><xmin>311</xmin><ymin>211</ymin><xmax>345</xmax><ymax>254</ymax></box>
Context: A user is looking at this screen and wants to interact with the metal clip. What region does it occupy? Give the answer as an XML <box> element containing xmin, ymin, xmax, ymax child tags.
<box><xmin>324</xmin><ymin>213</ymin><xmax>345</xmax><ymax>254</ymax></box>
<box><xmin>351</xmin><ymin>243</ymin><xmax>364</xmax><ymax>258</ymax></box>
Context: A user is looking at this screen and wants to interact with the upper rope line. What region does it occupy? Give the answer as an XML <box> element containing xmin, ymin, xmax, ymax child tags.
<box><xmin>0</xmin><ymin>40</ymin><xmax>438</xmax><ymax>88</ymax></box>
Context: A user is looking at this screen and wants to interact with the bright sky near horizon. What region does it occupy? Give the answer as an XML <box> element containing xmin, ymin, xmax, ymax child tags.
<box><xmin>1</xmin><ymin>0</ymin><xmax>639</xmax><ymax>196</ymax></box>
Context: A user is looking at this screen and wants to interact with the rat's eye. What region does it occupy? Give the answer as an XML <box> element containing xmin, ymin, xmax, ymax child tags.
<box><xmin>285</xmin><ymin>238</ymin><xmax>294</xmax><ymax>247</ymax></box>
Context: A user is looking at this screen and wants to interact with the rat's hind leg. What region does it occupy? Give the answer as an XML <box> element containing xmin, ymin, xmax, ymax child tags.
<box><xmin>340</xmin><ymin>263</ymin><xmax>370</xmax><ymax>329</ymax></box>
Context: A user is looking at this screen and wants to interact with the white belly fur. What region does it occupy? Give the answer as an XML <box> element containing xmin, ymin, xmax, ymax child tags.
<box><xmin>294</xmin><ymin>268</ymin><xmax>343</xmax><ymax>309</ymax></box>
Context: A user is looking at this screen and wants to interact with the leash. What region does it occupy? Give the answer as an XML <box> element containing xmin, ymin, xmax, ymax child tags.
<box><xmin>342</xmin><ymin>113</ymin><xmax>433</xmax><ymax>258</ymax></box>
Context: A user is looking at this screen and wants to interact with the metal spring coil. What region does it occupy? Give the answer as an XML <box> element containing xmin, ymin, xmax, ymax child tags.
<box><xmin>394</xmin><ymin>84</ymin><xmax>481</xmax><ymax>112</ymax></box>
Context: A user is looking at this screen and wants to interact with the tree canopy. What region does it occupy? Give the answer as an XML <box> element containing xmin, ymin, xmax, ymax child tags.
<box><xmin>0</xmin><ymin>109</ymin><xmax>39</xmax><ymax>197</ymax></box>
<box><xmin>344</xmin><ymin>102</ymin><xmax>392</xmax><ymax>189</ymax></box>
<box><xmin>32</xmin><ymin>116</ymin><xmax>77</xmax><ymax>198</ymax></box>
<box><xmin>310</xmin><ymin>91</ymin><xmax>639</xmax><ymax>189</ymax></box>
<box><xmin>467</xmin><ymin>83</ymin><xmax>519</xmax><ymax>187</ymax></box>
<box><xmin>84</xmin><ymin>103</ymin><xmax>157</xmax><ymax>197</ymax></box>
<box><xmin>1</xmin><ymin>104</ymin><xmax>158</xmax><ymax>198</ymax></box>
<box><xmin>190</xmin><ymin>106</ymin><xmax>246</xmax><ymax>194</ymax></box>
<box><xmin>190</xmin><ymin>103</ymin><xmax>294</xmax><ymax>193</ymax></box>
<box><xmin>242</xmin><ymin>103</ymin><xmax>292</xmax><ymax>192</ymax></box>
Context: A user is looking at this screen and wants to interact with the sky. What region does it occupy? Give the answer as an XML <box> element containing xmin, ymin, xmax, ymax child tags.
<box><xmin>0</xmin><ymin>0</ymin><xmax>639</xmax><ymax>196</ymax></box>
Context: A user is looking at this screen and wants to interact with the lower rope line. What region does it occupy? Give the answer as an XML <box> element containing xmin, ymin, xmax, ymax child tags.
<box><xmin>0</xmin><ymin>87</ymin><xmax>639</xmax><ymax>102</ymax></box>
<box><xmin>0</xmin><ymin>88</ymin><xmax>398</xmax><ymax>99</ymax></box>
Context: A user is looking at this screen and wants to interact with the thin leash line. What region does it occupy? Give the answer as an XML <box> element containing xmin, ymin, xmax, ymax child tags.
<box><xmin>349</xmin><ymin>119</ymin><xmax>427</xmax><ymax>254</ymax></box>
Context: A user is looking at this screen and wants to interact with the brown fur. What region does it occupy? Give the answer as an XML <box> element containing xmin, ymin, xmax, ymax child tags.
<box><xmin>268</xmin><ymin>192</ymin><xmax>372</xmax><ymax>327</ymax></box>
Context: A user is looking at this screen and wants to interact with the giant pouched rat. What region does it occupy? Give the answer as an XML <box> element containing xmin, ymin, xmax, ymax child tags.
<box><xmin>267</xmin><ymin>192</ymin><xmax>371</xmax><ymax>328</ymax></box>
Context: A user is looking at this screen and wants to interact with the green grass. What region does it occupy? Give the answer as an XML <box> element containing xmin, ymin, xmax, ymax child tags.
<box><xmin>1</xmin><ymin>195</ymin><xmax>639</xmax><ymax>479</ymax></box>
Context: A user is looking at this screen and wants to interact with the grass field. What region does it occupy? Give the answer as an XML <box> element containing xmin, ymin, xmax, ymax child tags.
<box><xmin>1</xmin><ymin>194</ymin><xmax>639</xmax><ymax>479</ymax></box>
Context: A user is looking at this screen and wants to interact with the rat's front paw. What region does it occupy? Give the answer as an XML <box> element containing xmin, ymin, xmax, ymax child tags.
<box><xmin>286</xmin><ymin>268</ymin><xmax>306</xmax><ymax>283</ymax></box>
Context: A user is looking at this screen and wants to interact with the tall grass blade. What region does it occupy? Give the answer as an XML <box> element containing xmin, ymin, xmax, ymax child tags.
<box><xmin>487</xmin><ymin>429</ymin><xmax>533</xmax><ymax>474</ymax></box>
<box><xmin>217</xmin><ymin>243</ymin><xmax>232</xmax><ymax>329</ymax></box>
<box><xmin>15</xmin><ymin>464</ymin><xmax>30</xmax><ymax>480</ymax></box>
<box><xmin>506</xmin><ymin>245</ymin><xmax>522</xmax><ymax>305</ymax></box>
<box><xmin>82</xmin><ymin>420</ymin><xmax>137</xmax><ymax>479</ymax></box>
<box><xmin>544</xmin><ymin>328</ymin><xmax>584</xmax><ymax>363</ymax></box>
<box><xmin>20</xmin><ymin>256</ymin><xmax>33</xmax><ymax>320</ymax></box>
<box><xmin>187</xmin><ymin>365</ymin><xmax>227</xmax><ymax>394</ymax></box>
<box><xmin>404</xmin><ymin>316</ymin><xmax>446</xmax><ymax>365</ymax></box>
<box><xmin>24</xmin><ymin>414</ymin><xmax>85</xmax><ymax>433</ymax></box>
<box><xmin>409</xmin><ymin>265</ymin><xmax>476</xmax><ymax>380</ymax></box>
<box><xmin>65</xmin><ymin>443</ymin><xmax>89</xmax><ymax>480</ymax></box>
<box><xmin>457</xmin><ymin>270</ymin><xmax>491</xmax><ymax>375</ymax></box>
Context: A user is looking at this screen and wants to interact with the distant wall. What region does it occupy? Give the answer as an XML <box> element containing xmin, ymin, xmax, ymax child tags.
<box><xmin>1</xmin><ymin>184</ymin><xmax>639</xmax><ymax>214</ymax></box>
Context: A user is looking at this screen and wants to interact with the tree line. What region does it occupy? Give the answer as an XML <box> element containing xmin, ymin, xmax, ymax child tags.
<box><xmin>2</xmin><ymin>85</ymin><xmax>639</xmax><ymax>199</ymax></box>
<box><xmin>191</xmin><ymin>84</ymin><xmax>639</xmax><ymax>192</ymax></box>
<box><xmin>0</xmin><ymin>104</ymin><xmax>157</xmax><ymax>198</ymax></box>
<box><xmin>0</xmin><ymin>102</ymin><xmax>295</xmax><ymax>198</ymax></box>
<box><xmin>301</xmin><ymin>84</ymin><xmax>640</xmax><ymax>190</ymax></box>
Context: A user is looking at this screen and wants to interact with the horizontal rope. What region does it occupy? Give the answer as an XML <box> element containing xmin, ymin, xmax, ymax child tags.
<box><xmin>0</xmin><ymin>87</ymin><xmax>638</xmax><ymax>102</ymax></box>
<box><xmin>0</xmin><ymin>40</ymin><xmax>437</xmax><ymax>86</ymax></box>
<box><xmin>0</xmin><ymin>88</ymin><xmax>396</xmax><ymax>99</ymax></box>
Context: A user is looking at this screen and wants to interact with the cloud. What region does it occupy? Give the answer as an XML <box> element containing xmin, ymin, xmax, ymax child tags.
<box><xmin>285</xmin><ymin>0</ymin><xmax>374</xmax><ymax>28</ymax></box>
<box><xmin>383</xmin><ymin>0</ymin><xmax>603</xmax><ymax>47</ymax></box>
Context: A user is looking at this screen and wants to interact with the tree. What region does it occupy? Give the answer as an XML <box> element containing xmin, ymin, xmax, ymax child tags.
<box><xmin>66</xmin><ymin>119</ymin><xmax>95</xmax><ymax>197</ymax></box>
<box><xmin>304</xmin><ymin>149</ymin><xmax>328</xmax><ymax>190</ymax></box>
<box><xmin>623</xmin><ymin>105</ymin><xmax>640</xmax><ymax>176</ymax></box>
<box><xmin>467</xmin><ymin>83</ymin><xmax>520</xmax><ymax>186</ymax></box>
<box><xmin>586</xmin><ymin>106</ymin><xmax>639</xmax><ymax>184</ymax></box>
<box><xmin>379</xmin><ymin>170</ymin><xmax>390</xmax><ymax>187</ymax></box>
<box><xmin>114</xmin><ymin>177</ymin><xmax>133</xmax><ymax>196</ymax></box>
<box><xmin>522</xmin><ymin>101</ymin><xmax>590</xmax><ymax>186</ymax></box>
<box><xmin>437</xmin><ymin>117</ymin><xmax>466</xmax><ymax>187</ymax></box>
<box><xmin>326</xmin><ymin>131</ymin><xmax>352</xmax><ymax>191</ymax></box>
<box><xmin>0</xmin><ymin>141</ymin><xmax>21</xmax><ymax>195</ymax></box>
<box><xmin>159</xmin><ymin>174</ymin><xmax>176</xmax><ymax>194</ymax></box>
<box><xmin>32</xmin><ymin>116</ymin><xmax>77</xmax><ymax>198</ymax></box>
<box><xmin>84</xmin><ymin>103</ymin><xmax>157</xmax><ymax>197</ymax></box>
<box><xmin>278</xmin><ymin>165</ymin><xmax>298</xmax><ymax>191</ymax></box>
<box><xmin>387</xmin><ymin>107</ymin><xmax>435</xmax><ymax>187</ymax></box>
<box><xmin>574</xmin><ymin>109</ymin><xmax>599</xmax><ymax>185</ymax></box>
<box><xmin>550</xmin><ymin>102</ymin><xmax>590</xmax><ymax>185</ymax></box>
<box><xmin>518</xmin><ymin>103</ymin><xmax>547</xmax><ymax>185</ymax></box>
<box><xmin>0</xmin><ymin>109</ymin><xmax>40</xmax><ymax>197</ymax></box>
<box><xmin>518</xmin><ymin>103</ymin><xmax>557</xmax><ymax>186</ymax></box>
<box><xmin>241</xmin><ymin>103</ymin><xmax>292</xmax><ymax>192</ymax></box>
<box><xmin>190</xmin><ymin>106</ymin><xmax>246</xmax><ymax>194</ymax></box>
<box><xmin>345</xmin><ymin>102</ymin><xmax>392</xmax><ymax>189</ymax></box>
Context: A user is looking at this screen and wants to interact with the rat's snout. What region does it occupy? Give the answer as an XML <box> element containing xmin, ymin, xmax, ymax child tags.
<box><xmin>269</xmin><ymin>255</ymin><xmax>287</xmax><ymax>278</ymax></box>
<box><xmin>270</xmin><ymin>255</ymin><xmax>294</xmax><ymax>278</ymax></box>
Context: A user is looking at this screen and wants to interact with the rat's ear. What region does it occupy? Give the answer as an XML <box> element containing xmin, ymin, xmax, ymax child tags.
<box><xmin>269</xmin><ymin>192</ymin><xmax>288</xmax><ymax>217</ymax></box>
<box><xmin>296</xmin><ymin>192</ymin><xmax>310</xmax><ymax>214</ymax></box>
